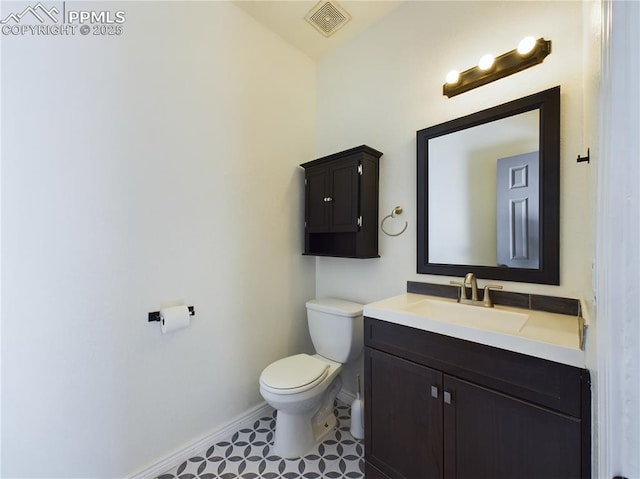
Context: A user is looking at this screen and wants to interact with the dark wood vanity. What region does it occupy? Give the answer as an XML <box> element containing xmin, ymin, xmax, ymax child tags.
<box><xmin>364</xmin><ymin>316</ymin><xmax>591</xmax><ymax>479</ymax></box>
<box><xmin>301</xmin><ymin>145</ymin><xmax>381</xmax><ymax>258</ymax></box>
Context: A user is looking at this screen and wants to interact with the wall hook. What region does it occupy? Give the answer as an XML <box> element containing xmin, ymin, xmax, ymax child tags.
<box><xmin>381</xmin><ymin>206</ymin><xmax>408</xmax><ymax>237</ymax></box>
<box><xmin>577</xmin><ymin>148</ymin><xmax>590</xmax><ymax>164</ymax></box>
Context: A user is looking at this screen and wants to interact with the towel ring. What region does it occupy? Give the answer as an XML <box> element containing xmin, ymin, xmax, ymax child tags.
<box><xmin>381</xmin><ymin>206</ymin><xmax>408</xmax><ymax>237</ymax></box>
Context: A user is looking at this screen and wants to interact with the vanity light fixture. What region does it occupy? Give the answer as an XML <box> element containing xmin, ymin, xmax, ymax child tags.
<box><xmin>445</xmin><ymin>70</ymin><xmax>460</xmax><ymax>85</ymax></box>
<box><xmin>517</xmin><ymin>36</ymin><xmax>537</xmax><ymax>55</ymax></box>
<box><xmin>478</xmin><ymin>54</ymin><xmax>495</xmax><ymax>71</ymax></box>
<box><xmin>443</xmin><ymin>37</ymin><xmax>552</xmax><ymax>98</ymax></box>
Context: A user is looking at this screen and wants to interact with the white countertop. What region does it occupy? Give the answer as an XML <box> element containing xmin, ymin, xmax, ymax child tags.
<box><xmin>364</xmin><ymin>293</ymin><xmax>586</xmax><ymax>368</ymax></box>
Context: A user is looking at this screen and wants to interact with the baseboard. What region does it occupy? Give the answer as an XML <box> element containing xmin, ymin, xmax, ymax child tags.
<box><xmin>128</xmin><ymin>401</ymin><xmax>273</xmax><ymax>479</ymax></box>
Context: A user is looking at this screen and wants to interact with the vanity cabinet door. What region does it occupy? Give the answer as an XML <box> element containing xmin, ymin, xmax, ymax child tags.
<box><xmin>365</xmin><ymin>348</ymin><xmax>444</xmax><ymax>479</ymax></box>
<box><xmin>443</xmin><ymin>375</ymin><xmax>582</xmax><ymax>479</ymax></box>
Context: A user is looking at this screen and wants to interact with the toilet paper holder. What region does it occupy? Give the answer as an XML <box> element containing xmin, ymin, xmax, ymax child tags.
<box><xmin>148</xmin><ymin>306</ymin><xmax>195</xmax><ymax>322</ymax></box>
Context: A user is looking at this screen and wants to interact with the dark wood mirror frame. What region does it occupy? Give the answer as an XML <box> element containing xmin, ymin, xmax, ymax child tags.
<box><xmin>417</xmin><ymin>86</ymin><xmax>560</xmax><ymax>285</ymax></box>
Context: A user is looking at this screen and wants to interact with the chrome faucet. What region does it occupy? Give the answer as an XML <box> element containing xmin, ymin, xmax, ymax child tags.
<box><xmin>450</xmin><ymin>273</ymin><xmax>503</xmax><ymax>308</ymax></box>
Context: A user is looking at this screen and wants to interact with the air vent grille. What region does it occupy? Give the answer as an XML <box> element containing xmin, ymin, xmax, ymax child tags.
<box><xmin>305</xmin><ymin>1</ymin><xmax>351</xmax><ymax>37</ymax></box>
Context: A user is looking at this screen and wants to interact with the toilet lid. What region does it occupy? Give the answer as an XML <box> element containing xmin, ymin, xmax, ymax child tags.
<box><xmin>260</xmin><ymin>354</ymin><xmax>329</xmax><ymax>394</ymax></box>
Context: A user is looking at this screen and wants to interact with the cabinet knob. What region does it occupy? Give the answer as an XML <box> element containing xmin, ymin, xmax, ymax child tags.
<box><xmin>444</xmin><ymin>391</ymin><xmax>452</xmax><ymax>405</ymax></box>
<box><xmin>431</xmin><ymin>386</ymin><xmax>439</xmax><ymax>399</ymax></box>
<box><xmin>325</xmin><ymin>196</ymin><xmax>333</xmax><ymax>203</ymax></box>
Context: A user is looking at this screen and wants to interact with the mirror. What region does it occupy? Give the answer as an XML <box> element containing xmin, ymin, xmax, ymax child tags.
<box><xmin>417</xmin><ymin>87</ymin><xmax>560</xmax><ymax>284</ymax></box>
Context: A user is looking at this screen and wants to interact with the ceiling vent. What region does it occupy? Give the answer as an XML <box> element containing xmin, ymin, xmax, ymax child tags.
<box><xmin>305</xmin><ymin>1</ymin><xmax>351</xmax><ymax>38</ymax></box>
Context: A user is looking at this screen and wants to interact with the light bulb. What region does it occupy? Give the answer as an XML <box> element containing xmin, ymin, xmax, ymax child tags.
<box><xmin>478</xmin><ymin>54</ymin><xmax>495</xmax><ymax>71</ymax></box>
<box><xmin>517</xmin><ymin>36</ymin><xmax>536</xmax><ymax>55</ymax></box>
<box><xmin>445</xmin><ymin>70</ymin><xmax>460</xmax><ymax>84</ymax></box>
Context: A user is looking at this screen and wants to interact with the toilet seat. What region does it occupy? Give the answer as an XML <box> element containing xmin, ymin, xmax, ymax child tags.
<box><xmin>260</xmin><ymin>354</ymin><xmax>329</xmax><ymax>395</ymax></box>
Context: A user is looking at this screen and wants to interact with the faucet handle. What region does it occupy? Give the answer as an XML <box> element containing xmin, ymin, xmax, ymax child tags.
<box><xmin>482</xmin><ymin>284</ymin><xmax>503</xmax><ymax>307</ymax></box>
<box><xmin>450</xmin><ymin>281</ymin><xmax>467</xmax><ymax>301</ymax></box>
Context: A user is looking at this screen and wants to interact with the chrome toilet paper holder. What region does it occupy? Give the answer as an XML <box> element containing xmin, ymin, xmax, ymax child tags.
<box><xmin>148</xmin><ymin>306</ymin><xmax>195</xmax><ymax>322</ymax></box>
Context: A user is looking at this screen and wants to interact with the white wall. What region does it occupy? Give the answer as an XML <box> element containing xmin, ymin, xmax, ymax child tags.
<box><xmin>1</xmin><ymin>2</ymin><xmax>316</xmax><ymax>477</ymax></box>
<box><xmin>317</xmin><ymin>0</ymin><xmax>591</xmax><ymax>300</ymax></box>
<box><xmin>315</xmin><ymin>0</ymin><xmax>594</xmax><ymax>394</ymax></box>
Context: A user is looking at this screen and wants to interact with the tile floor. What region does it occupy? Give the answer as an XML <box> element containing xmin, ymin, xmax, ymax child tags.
<box><xmin>157</xmin><ymin>401</ymin><xmax>364</xmax><ymax>479</ymax></box>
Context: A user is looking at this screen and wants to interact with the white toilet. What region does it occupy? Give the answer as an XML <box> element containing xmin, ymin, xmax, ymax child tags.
<box><xmin>259</xmin><ymin>298</ymin><xmax>364</xmax><ymax>458</ymax></box>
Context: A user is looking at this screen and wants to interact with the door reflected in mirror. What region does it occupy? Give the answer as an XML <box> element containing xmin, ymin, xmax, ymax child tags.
<box><xmin>417</xmin><ymin>87</ymin><xmax>560</xmax><ymax>285</ymax></box>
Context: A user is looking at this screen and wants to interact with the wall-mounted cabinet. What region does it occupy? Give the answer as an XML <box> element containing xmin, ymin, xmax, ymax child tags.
<box><xmin>301</xmin><ymin>145</ymin><xmax>382</xmax><ymax>258</ymax></box>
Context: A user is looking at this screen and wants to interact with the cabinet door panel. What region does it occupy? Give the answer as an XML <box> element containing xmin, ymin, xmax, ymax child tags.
<box><xmin>366</xmin><ymin>348</ymin><xmax>443</xmax><ymax>479</ymax></box>
<box><xmin>330</xmin><ymin>161</ymin><xmax>359</xmax><ymax>232</ymax></box>
<box><xmin>305</xmin><ymin>167</ymin><xmax>329</xmax><ymax>232</ymax></box>
<box><xmin>443</xmin><ymin>376</ymin><xmax>582</xmax><ymax>479</ymax></box>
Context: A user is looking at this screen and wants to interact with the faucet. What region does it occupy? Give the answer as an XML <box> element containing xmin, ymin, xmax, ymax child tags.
<box><xmin>450</xmin><ymin>273</ymin><xmax>503</xmax><ymax>307</ymax></box>
<box><xmin>464</xmin><ymin>272</ymin><xmax>479</xmax><ymax>301</ymax></box>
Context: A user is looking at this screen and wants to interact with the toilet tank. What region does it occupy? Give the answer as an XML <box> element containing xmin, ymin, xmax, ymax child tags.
<box><xmin>306</xmin><ymin>298</ymin><xmax>364</xmax><ymax>363</ymax></box>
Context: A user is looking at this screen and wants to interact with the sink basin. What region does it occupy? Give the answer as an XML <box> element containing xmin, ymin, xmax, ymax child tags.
<box><xmin>403</xmin><ymin>299</ymin><xmax>528</xmax><ymax>333</ymax></box>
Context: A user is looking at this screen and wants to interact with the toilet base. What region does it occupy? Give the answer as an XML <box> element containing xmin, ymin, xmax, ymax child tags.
<box><xmin>311</xmin><ymin>408</ymin><xmax>337</xmax><ymax>444</ymax></box>
<box><xmin>271</xmin><ymin>376</ymin><xmax>343</xmax><ymax>458</ymax></box>
<box><xmin>272</xmin><ymin>409</ymin><xmax>317</xmax><ymax>458</ymax></box>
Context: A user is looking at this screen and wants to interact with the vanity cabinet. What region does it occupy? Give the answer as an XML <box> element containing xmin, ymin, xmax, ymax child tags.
<box><xmin>364</xmin><ymin>317</ymin><xmax>591</xmax><ymax>479</ymax></box>
<box><xmin>301</xmin><ymin>145</ymin><xmax>382</xmax><ymax>258</ymax></box>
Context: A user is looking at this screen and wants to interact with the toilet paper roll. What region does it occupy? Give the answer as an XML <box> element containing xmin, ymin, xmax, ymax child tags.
<box><xmin>160</xmin><ymin>305</ymin><xmax>190</xmax><ymax>334</ymax></box>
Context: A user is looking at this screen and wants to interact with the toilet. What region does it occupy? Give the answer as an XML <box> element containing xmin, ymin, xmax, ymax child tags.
<box><xmin>259</xmin><ymin>298</ymin><xmax>364</xmax><ymax>458</ymax></box>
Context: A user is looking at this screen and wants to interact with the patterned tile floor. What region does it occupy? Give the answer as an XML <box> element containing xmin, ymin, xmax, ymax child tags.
<box><xmin>157</xmin><ymin>401</ymin><xmax>364</xmax><ymax>479</ymax></box>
